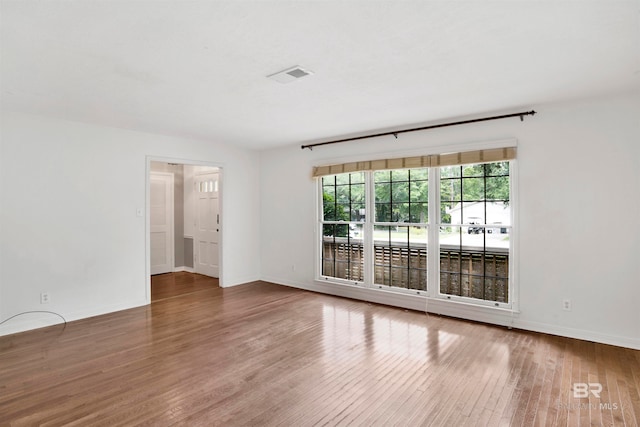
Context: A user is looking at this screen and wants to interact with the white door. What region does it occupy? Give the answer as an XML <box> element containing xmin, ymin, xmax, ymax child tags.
<box><xmin>150</xmin><ymin>172</ymin><xmax>174</xmax><ymax>275</ymax></box>
<box><xmin>194</xmin><ymin>172</ymin><xmax>220</xmax><ymax>277</ymax></box>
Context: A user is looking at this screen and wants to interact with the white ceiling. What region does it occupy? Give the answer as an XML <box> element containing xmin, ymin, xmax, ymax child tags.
<box><xmin>1</xmin><ymin>1</ymin><xmax>638</xmax><ymax>150</ymax></box>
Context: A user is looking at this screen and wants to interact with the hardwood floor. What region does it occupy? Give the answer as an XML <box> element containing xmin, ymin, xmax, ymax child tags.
<box><xmin>151</xmin><ymin>271</ymin><xmax>219</xmax><ymax>301</ymax></box>
<box><xmin>1</xmin><ymin>274</ymin><xmax>638</xmax><ymax>426</ymax></box>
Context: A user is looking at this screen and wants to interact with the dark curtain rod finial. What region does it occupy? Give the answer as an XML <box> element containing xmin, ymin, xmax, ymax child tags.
<box><xmin>301</xmin><ymin>110</ymin><xmax>537</xmax><ymax>150</ymax></box>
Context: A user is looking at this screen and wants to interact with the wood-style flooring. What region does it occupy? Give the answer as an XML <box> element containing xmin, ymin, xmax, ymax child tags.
<box><xmin>1</xmin><ymin>272</ymin><xmax>638</xmax><ymax>426</ymax></box>
<box><xmin>151</xmin><ymin>271</ymin><xmax>219</xmax><ymax>301</ymax></box>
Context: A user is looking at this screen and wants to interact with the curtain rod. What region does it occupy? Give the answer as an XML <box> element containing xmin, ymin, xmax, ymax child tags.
<box><xmin>301</xmin><ymin>110</ymin><xmax>537</xmax><ymax>150</ymax></box>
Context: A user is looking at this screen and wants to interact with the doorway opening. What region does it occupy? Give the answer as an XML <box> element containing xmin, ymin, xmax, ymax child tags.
<box><xmin>147</xmin><ymin>158</ymin><xmax>222</xmax><ymax>302</ymax></box>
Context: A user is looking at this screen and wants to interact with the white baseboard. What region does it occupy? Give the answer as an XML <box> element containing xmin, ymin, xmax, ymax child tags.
<box><xmin>5</xmin><ymin>277</ymin><xmax>636</xmax><ymax>351</ymax></box>
<box><xmin>263</xmin><ymin>276</ymin><xmax>516</xmax><ymax>325</ymax></box>
<box><xmin>261</xmin><ymin>276</ymin><xmax>640</xmax><ymax>351</ymax></box>
<box><xmin>513</xmin><ymin>320</ymin><xmax>640</xmax><ymax>350</ymax></box>
<box><xmin>0</xmin><ymin>299</ymin><xmax>148</xmax><ymax>337</ymax></box>
<box><xmin>173</xmin><ymin>266</ymin><xmax>195</xmax><ymax>273</ymax></box>
<box><xmin>223</xmin><ymin>274</ymin><xmax>260</xmax><ymax>288</ymax></box>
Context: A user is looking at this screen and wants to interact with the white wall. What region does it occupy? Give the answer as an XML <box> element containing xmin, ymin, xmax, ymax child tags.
<box><xmin>259</xmin><ymin>91</ymin><xmax>640</xmax><ymax>349</ymax></box>
<box><xmin>2</xmin><ymin>93</ymin><xmax>638</xmax><ymax>348</ymax></box>
<box><xmin>0</xmin><ymin>112</ymin><xmax>260</xmax><ymax>335</ymax></box>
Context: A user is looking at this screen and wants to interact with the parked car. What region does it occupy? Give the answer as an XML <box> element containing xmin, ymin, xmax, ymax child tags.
<box><xmin>467</xmin><ymin>220</ymin><xmax>484</xmax><ymax>234</ymax></box>
<box><xmin>487</xmin><ymin>222</ymin><xmax>508</xmax><ymax>234</ymax></box>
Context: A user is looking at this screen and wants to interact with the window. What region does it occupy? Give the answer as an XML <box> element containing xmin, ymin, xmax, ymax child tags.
<box><xmin>321</xmin><ymin>172</ymin><xmax>365</xmax><ymax>282</ymax></box>
<box><xmin>373</xmin><ymin>169</ymin><xmax>428</xmax><ymax>291</ymax></box>
<box><xmin>439</xmin><ymin>162</ymin><xmax>511</xmax><ymax>303</ymax></box>
<box><xmin>317</xmin><ymin>150</ymin><xmax>514</xmax><ymax>308</ymax></box>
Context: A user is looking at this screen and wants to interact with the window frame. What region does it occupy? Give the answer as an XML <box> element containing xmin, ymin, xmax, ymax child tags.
<box><xmin>316</xmin><ymin>156</ymin><xmax>517</xmax><ymax>311</ymax></box>
<box><xmin>318</xmin><ymin>173</ymin><xmax>367</xmax><ymax>287</ymax></box>
<box><xmin>371</xmin><ymin>168</ymin><xmax>430</xmax><ymax>295</ymax></box>
<box><xmin>432</xmin><ymin>163</ymin><xmax>516</xmax><ymax>310</ymax></box>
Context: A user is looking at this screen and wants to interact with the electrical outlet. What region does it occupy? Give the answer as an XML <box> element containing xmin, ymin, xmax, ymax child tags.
<box><xmin>291</xmin><ymin>264</ymin><xmax>296</xmax><ymax>272</ymax></box>
<box><xmin>40</xmin><ymin>292</ymin><xmax>50</xmax><ymax>304</ymax></box>
<box><xmin>562</xmin><ymin>299</ymin><xmax>571</xmax><ymax>311</ymax></box>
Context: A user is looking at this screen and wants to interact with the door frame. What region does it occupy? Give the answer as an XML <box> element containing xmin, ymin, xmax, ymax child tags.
<box><xmin>145</xmin><ymin>156</ymin><xmax>225</xmax><ymax>303</ymax></box>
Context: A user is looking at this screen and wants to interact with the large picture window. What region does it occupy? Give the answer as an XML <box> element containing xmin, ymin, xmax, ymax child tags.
<box><xmin>317</xmin><ymin>149</ymin><xmax>514</xmax><ymax>308</ymax></box>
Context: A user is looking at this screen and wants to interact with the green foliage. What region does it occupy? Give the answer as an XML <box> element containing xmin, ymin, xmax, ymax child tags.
<box><xmin>322</xmin><ymin>162</ymin><xmax>509</xmax><ymax>230</ymax></box>
<box><xmin>374</xmin><ymin>168</ymin><xmax>428</xmax><ymax>223</ymax></box>
<box><xmin>440</xmin><ymin>162</ymin><xmax>510</xmax><ymax>221</ymax></box>
<box><xmin>322</xmin><ymin>192</ymin><xmax>349</xmax><ymax>237</ymax></box>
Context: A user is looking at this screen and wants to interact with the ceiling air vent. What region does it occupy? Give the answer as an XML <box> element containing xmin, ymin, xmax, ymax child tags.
<box><xmin>267</xmin><ymin>65</ymin><xmax>314</xmax><ymax>84</ymax></box>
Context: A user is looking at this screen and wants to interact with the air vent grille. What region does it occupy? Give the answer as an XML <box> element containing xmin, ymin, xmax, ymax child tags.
<box><xmin>267</xmin><ymin>66</ymin><xmax>314</xmax><ymax>84</ymax></box>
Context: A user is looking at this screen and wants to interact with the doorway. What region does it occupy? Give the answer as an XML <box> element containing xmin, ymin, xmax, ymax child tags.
<box><xmin>146</xmin><ymin>158</ymin><xmax>223</xmax><ymax>302</ymax></box>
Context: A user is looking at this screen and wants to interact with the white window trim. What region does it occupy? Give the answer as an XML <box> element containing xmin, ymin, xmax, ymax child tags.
<box><xmin>315</xmin><ymin>144</ymin><xmax>518</xmax><ymax>314</ymax></box>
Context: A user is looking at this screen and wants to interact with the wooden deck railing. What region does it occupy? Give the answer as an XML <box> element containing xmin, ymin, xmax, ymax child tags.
<box><xmin>322</xmin><ymin>238</ymin><xmax>509</xmax><ymax>303</ymax></box>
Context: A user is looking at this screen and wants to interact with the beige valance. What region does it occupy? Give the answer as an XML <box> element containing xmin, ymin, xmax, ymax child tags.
<box><xmin>312</xmin><ymin>147</ymin><xmax>516</xmax><ymax>178</ymax></box>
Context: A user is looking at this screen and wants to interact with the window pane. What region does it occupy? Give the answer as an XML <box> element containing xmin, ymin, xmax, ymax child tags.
<box><xmin>374</xmin><ymin>179</ymin><xmax>391</xmax><ymax>222</ymax></box>
<box><xmin>409</xmin><ymin>203</ymin><xmax>428</xmax><ymax>223</ymax></box>
<box><xmin>486</xmin><ymin>176</ymin><xmax>509</xmax><ymax>201</ymax></box>
<box><xmin>323</xmin><ymin>172</ymin><xmax>367</xmax><ymax>222</ymax></box>
<box><xmin>375</xmin><ymin>171</ymin><xmax>391</xmax><ymax>183</ymax></box>
<box><xmin>322</xmin><ymin>176</ymin><xmax>335</xmax><ymax>187</ymax></box>
<box><xmin>373</xmin><ymin>225</ymin><xmax>427</xmax><ymax>291</ymax></box>
<box><xmin>335</xmin><ymin>185</ymin><xmax>350</xmax><ymax>203</ymax></box>
<box><xmin>322</xmin><ymin>188</ymin><xmax>336</xmax><ymax>221</ymax></box>
<box><xmin>466</xmin><ymin>213</ymin><xmax>486</xmax><ymax>227</ymax></box>
<box><xmin>440</xmin><ymin>166</ymin><xmax>461</xmax><ymax>179</ymax></box>
<box><xmin>391</xmin><ymin>182</ymin><xmax>409</xmax><ymax>202</ymax></box>
<box><xmin>462</xmin><ymin>164</ymin><xmax>484</xmax><ymax>177</ymax></box>
<box><xmin>376</xmin><ymin>168</ymin><xmax>428</xmax><ymax>224</ymax></box>
<box><xmin>439</xmin><ymin>225</ymin><xmax>509</xmax><ymax>303</ymax></box>
<box><xmin>444</xmin><ymin>202</ymin><xmax>487</xmax><ymax>225</ymax></box>
<box><xmin>485</xmin><ymin>161</ymin><xmax>509</xmax><ymax>176</ymax></box>
<box><xmin>392</xmin><ymin>203</ymin><xmax>410</xmax><ymax>222</ymax></box>
<box><xmin>409</xmin><ymin>168</ymin><xmax>428</xmax><ymax>180</ymax></box>
<box><xmin>410</xmin><ymin>180</ymin><xmax>428</xmax><ymax>202</ymax></box>
<box><xmin>485</xmin><ymin>202</ymin><xmax>511</xmax><ymax>227</ymax></box>
<box><xmin>486</xmin><ymin>221</ymin><xmax>510</xmax><ymax>250</ymax></box>
<box><xmin>351</xmin><ymin>203</ymin><xmax>366</xmax><ymax>222</ymax></box>
<box><xmin>440</xmin><ymin>179</ymin><xmax>461</xmax><ymax>202</ymax></box>
<box><xmin>321</xmin><ymin>224</ymin><xmax>364</xmax><ymax>282</ymax></box>
<box><xmin>325</xmin><ymin>202</ymin><xmax>348</xmax><ymax>222</ymax></box>
<box><xmin>374</xmin><ymin>203</ymin><xmax>391</xmax><ymax>222</ymax></box>
<box><xmin>335</xmin><ymin>173</ymin><xmax>349</xmax><ymax>185</ymax></box>
<box><xmin>461</xmin><ymin>224</ymin><xmax>485</xmax><ymax>249</ymax></box>
<box><xmin>336</xmin><ymin>203</ymin><xmax>351</xmax><ymax>219</ymax></box>
<box><xmin>375</xmin><ymin>182</ymin><xmax>390</xmax><ymax>203</ymax></box>
<box><xmin>440</xmin><ymin>202</ymin><xmax>455</xmax><ymax>225</ymax></box>
<box><xmin>350</xmin><ymin>172</ymin><xmax>365</xmax><ymax>184</ymax></box>
<box><xmin>391</xmin><ymin>169</ymin><xmax>409</xmax><ymax>181</ymax></box>
<box><xmin>462</xmin><ymin>177</ymin><xmax>484</xmax><ymax>201</ymax></box>
<box><xmin>351</xmin><ymin>183</ymin><xmax>365</xmax><ymax>203</ymax></box>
